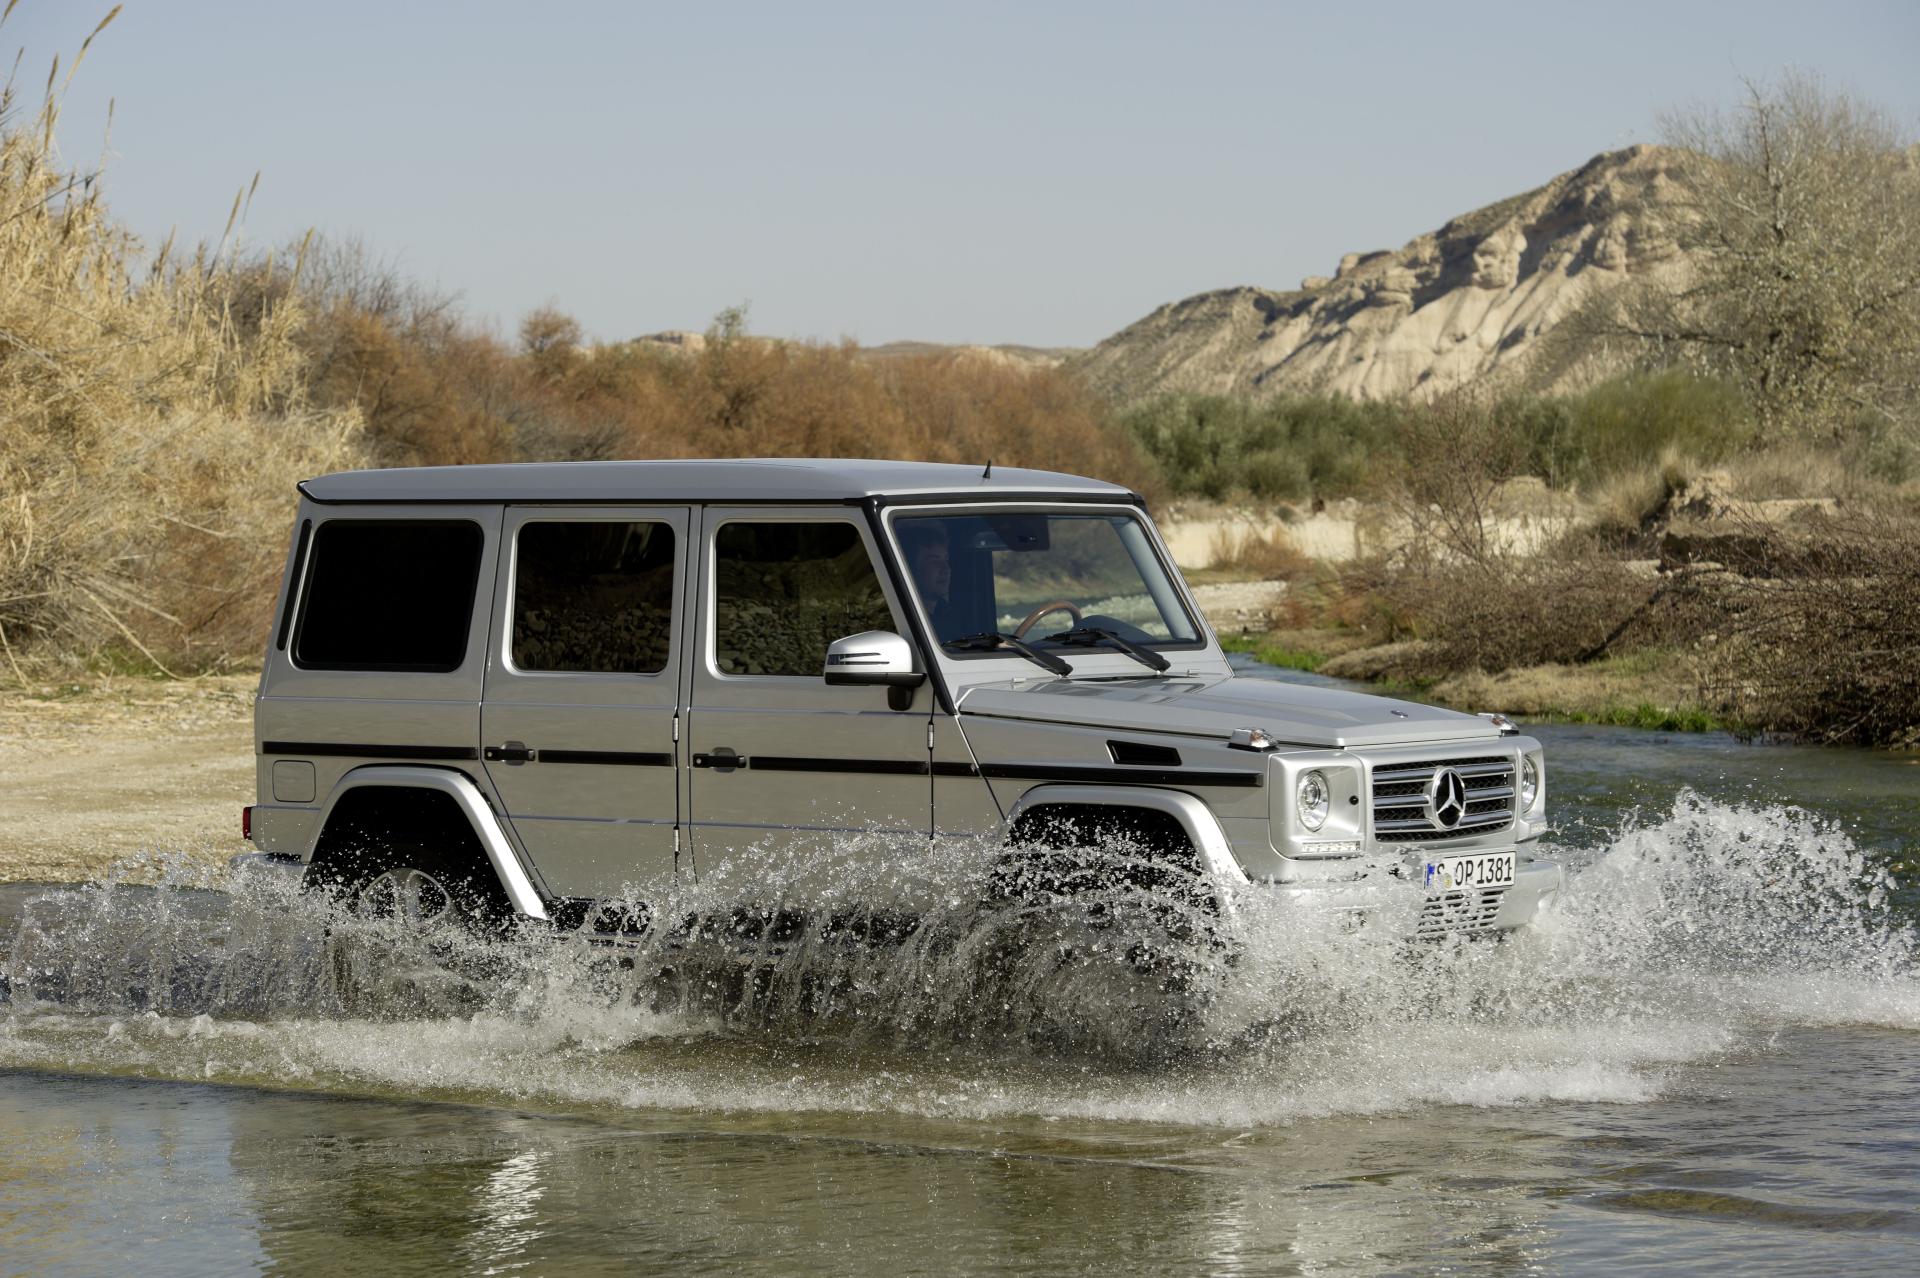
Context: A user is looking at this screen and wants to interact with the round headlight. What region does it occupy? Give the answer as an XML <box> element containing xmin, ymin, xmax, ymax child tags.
<box><xmin>1521</xmin><ymin>755</ymin><xmax>1540</xmax><ymax>810</ymax></box>
<box><xmin>1297</xmin><ymin>769</ymin><xmax>1330</xmax><ymax>831</ymax></box>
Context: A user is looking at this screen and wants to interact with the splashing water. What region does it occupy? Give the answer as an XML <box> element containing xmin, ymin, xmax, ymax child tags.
<box><xmin>1</xmin><ymin>790</ymin><xmax>1914</xmax><ymax>1126</ymax></box>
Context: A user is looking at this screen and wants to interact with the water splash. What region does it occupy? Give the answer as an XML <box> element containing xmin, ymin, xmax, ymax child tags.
<box><xmin>1</xmin><ymin>791</ymin><xmax>1913</xmax><ymax>1126</ymax></box>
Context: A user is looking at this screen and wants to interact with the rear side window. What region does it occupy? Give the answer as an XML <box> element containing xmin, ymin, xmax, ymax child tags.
<box><xmin>713</xmin><ymin>521</ymin><xmax>894</xmax><ymax>676</ymax></box>
<box><xmin>512</xmin><ymin>521</ymin><xmax>677</xmax><ymax>674</ymax></box>
<box><xmin>293</xmin><ymin>520</ymin><xmax>484</xmax><ymax>671</ymax></box>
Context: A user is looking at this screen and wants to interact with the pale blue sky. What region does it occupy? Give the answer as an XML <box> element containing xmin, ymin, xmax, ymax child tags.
<box><xmin>17</xmin><ymin>1</ymin><xmax>1920</xmax><ymax>347</ymax></box>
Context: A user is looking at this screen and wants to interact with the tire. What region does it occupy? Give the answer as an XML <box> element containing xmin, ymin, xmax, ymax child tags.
<box><xmin>980</xmin><ymin>814</ymin><xmax>1234</xmax><ymax>1056</ymax></box>
<box><xmin>322</xmin><ymin>847</ymin><xmax>515</xmax><ymax>1017</ymax></box>
<box><xmin>344</xmin><ymin>844</ymin><xmax>513</xmax><ymax>937</ymax></box>
<box><xmin>992</xmin><ymin>808</ymin><xmax>1228</xmax><ymax>962</ymax></box>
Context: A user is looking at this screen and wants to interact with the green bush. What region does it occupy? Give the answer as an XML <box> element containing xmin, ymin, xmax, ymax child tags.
<box><xmin>1120</xmin><ymin>372</ymin><xmax>1757</xmax><ymax>503</ymax></box>
<box><xmin>1516</xmin><ymin>370</ymin><xmax>1755</xmax><ymax>486</ymax></box>
<box><xmin>1120</xmin><ymin>394</ymin><xmax>1398</xmax><ymax>502</ymax></box>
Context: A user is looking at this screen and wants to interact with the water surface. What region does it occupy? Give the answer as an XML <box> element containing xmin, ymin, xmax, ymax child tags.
<box><xmin>2</xmin><ymin>660</ymin><xmax>1916</xmax><ymax>1274</ymax></box>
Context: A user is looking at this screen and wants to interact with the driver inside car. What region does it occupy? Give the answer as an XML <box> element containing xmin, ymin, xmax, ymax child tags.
<box><xmin>900</xmin><ymin>524</ymin><xmax>960</xmax><ymax>640</ymax></box>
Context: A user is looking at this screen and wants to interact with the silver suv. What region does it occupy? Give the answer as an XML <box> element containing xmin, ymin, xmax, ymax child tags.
<box><xmin>242</xmin><ymin>459</ymin><xmax>1560</xmax><ymax>941</ymax></box>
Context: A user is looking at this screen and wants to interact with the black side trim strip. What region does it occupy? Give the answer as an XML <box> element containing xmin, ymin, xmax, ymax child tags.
<box><xmin>538</xmin><ymin>749</ymin><xmax>673</xmax><ymax>767</ymax></box>
<box><xmin>932</xmin><ymin>761</ymin><xmax>981</xmax><ymax>778</ymax></box>
<box><xmin>261</xmin><ymin>741</ymin><xmax>480</xmax><ymax>761</ymax></box>
<box><xmin>749</xmin><ymin>755</ymin><xmax>930</xmax><ymax>776</ymax></box>
<box><xmin>977</xmin><ymin>763</ymin><xmax>1263</xmax><ymax>788</ymax></box>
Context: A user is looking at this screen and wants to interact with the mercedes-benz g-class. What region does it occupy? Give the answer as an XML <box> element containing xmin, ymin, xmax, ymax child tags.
<box><xmin>241</xmin><ymin>459</ymin><xmax>1560</xmax><ymax>942</ymax></box>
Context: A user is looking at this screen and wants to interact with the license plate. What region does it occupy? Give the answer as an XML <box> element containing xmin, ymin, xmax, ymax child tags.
<box><xmin>1424</xmin><ymin>852</ymin><xmax>1516</xmax><ymax>892</ymax></box>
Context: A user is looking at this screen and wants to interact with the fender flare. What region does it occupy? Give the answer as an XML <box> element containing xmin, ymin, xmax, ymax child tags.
<box><xmin>307</xmin><ymin>765</ymin><xmax>549</xmax><ymax>921</ymax></box>
<box><xmin>1002</xmin><ymin>784</ymin><xmax>1252</xmax><ymax>895</ymax></box>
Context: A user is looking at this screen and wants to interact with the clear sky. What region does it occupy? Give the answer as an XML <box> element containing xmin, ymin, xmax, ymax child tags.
<box><xmin>15</xmin><ymin>1</ymin><xmax>1919</xmax><ymax>348</ymax></box>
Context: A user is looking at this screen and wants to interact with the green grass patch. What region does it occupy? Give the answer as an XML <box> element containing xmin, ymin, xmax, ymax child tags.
<box><xmin>1219</xmin><ymin>634</ymin><xmax>1328</xmax><ymax>672</ymax></box>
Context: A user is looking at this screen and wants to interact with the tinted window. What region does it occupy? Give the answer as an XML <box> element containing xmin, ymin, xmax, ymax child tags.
<box><xmin>713</xmin><ymin>522</ymin><xmax>894</xmax><ymax>676</ymax></box>
<box><xmin>294</xmin><ymin>520</ymin><xmax>484</xmax><ymax>671</ymax></box>
<box><xmin>513</xmin><ymin>521</ymin><xmax>676</xmax><ymax>674</ymax></box>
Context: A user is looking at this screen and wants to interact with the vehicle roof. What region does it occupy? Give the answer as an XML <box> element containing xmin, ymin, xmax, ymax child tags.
<box><xmin>298</xmin><ymin>458</ymin><xmax>1138</xmax><ymax>505</ymax></box>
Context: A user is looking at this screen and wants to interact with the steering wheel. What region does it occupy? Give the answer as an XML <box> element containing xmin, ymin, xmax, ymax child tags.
<box><xmin>1013</xmin><ymin>600</ymin><xmax>1083</xmax><ymax>639</ymax></box>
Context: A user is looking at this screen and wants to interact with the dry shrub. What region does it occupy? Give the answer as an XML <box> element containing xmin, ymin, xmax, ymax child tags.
<box><xmin>1720</xmin><ymin>444</ymin><xmax>1858</xmax><ymax>501</ymax></box>
<box><xmin>0</xmin><ymin>32</ymin><xmax>367</xmax><ymax>673</ymax></box>
<box><xmin>1350</xmin><ymin>392</ymin><xmax>1706</xmax><ymax>671</ymax></box>
<box><xmin>1204</xmin><ymin>525</ymin><xmax>1311</xmax><ymax>581</ymax></box>
<box><xmin>1404</xmin><ymin>545</ymin><xmax>1685</xmax><ymax>673</ymax></box>
<box><xmin>1313</xmin><ymin>554</ymin><xmax>1420</xmax><ymax>645</ymax></box>
<box><xmin>279</xmin><ymin>281</ymin><xmax>1159</xmax><ymax>494</ymax></box>
<box><xmin>1381</xmin><ymin>391</ymin><xmax>1533</xmax><ymax>566</ymax></box>
<box><xmin>1705</xmin><ymin>506</ymin><xmax>1920</xmax><ymax>747</ymax></box>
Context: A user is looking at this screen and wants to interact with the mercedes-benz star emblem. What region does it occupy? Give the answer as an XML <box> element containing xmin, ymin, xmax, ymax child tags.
<box><xmin>1428</xmin><ymin>768</ymin><xmax>1467</xmax><ymax>828</ymax></box>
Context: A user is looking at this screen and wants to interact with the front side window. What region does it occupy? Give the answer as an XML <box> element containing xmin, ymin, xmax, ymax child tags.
<box><xmin>894</xmin><ymin>511</ymin><xmax>1199</xmax><ymax>649</ymax></box>
<box><xmin>713</xmin><ymin>521</ymin><xmax>895</xmax><ymax>676</ymax></box>
<box><xmin>294</xmin><ymin>520</ymin><xmax>484</xmax><ymax>671</ymax></box>
<box><xmin>512</xmin><ymin>521</ymin><xmax>676</xmax><ymax>674</ymax></box>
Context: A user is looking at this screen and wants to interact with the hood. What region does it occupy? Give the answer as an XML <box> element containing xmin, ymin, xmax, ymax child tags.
<box><xmin>954</xmin><ymin>672</ymin><xmax>1499</xmax><ymax>750</ymax></box>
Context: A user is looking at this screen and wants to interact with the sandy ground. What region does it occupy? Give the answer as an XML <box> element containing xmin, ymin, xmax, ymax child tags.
<box><xmin>0</xmin><ymin>675</ymin><xmax>257</xmax><ymax>884</ymax></box>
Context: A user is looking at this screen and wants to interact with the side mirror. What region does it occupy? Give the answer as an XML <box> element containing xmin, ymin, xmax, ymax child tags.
<box><xmin>824</xmin><ymin>630</ymin><xmax>926</xmax><ymax>710</ymax></box>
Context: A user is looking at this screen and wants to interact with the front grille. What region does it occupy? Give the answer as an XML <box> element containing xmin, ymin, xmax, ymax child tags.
<box><xmin>1417</xmin><ymin>887</ymin><xmax>1509</xmax><ymax>938</ymax></box>
<box><xmin>1371</xmin><ymin>754</ymin><xmax>1515</xmax><ymax>843</ymax></box>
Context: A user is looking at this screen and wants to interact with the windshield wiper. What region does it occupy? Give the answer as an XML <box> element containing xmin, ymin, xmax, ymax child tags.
<box><xmin>941</xmin><ymin>631</ymin><xmax>1074</xmax><ymax>677</ymax></box>
<box><xmin>1044</xmin><ymin>625</ymin><xmax>1172</xmax><ymax>673</ymax></box>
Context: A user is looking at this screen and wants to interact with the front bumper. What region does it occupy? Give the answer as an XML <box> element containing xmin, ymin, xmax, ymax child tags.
<box><xmin>1491</xmin><ymin>857</ymin><xmax>1564</xmax><ymax>930</ymax></box>
<box><xmin>1239</xmin><ymin>853</ymin><xmax>1563</xmax><ymax>937</ymax></box>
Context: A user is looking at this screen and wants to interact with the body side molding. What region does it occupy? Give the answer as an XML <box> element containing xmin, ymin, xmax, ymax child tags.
<box><xmin>264</xmin><ymin>741</ymin><xmax>480</xmax><ymax>761</ymax></box>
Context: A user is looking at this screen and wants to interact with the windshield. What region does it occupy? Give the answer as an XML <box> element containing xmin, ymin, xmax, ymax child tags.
<box><xmin>892</xmin><ymin>511</ymin><xmax>1201</xmax><ymax>651</ymax></box>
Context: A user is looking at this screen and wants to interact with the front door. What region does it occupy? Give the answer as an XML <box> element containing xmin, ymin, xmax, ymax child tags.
<box><xmin>480</xmin><ymin>506</ymin><xmax>690</xmax><ymax>901</ymax></box>
<box><xmin>685</xmin><ymin>508</ymin><xmax>933</xmax><ymax>897</ymax></box>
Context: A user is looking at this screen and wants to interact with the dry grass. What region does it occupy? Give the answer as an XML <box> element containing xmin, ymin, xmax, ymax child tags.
<box><xmin>1583</xmin><ymin>448</ymin><xmax>1694</xmax><ymax>541</ymax></box>
<box><xmin>0</xmin><ymin>23</ymin><xmax>367</xmax><ymax>675</ymax></box>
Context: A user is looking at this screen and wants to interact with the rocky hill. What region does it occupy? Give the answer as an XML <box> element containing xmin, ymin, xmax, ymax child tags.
<box><xmin>1074</xmin><ymin>145</ymin><xmax>1693</xmax><ymax>404</ymax></box>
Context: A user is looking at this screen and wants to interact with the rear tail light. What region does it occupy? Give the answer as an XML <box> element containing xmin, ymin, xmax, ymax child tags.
<box><xmin>242</xmin><ymin>806</ymin><xmax>254</xmax><ymax>841</ymax></box>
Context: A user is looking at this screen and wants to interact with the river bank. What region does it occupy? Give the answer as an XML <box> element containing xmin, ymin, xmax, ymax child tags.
<box><xmin>1168</xmin><ymin>474</ymin><xmax>1920</xmax><ymax>750</ymax></box>
<box><xmin>1219</xmin><ymin>630</ymin><xmax>1725</xmax><ymax>733</ymax></box>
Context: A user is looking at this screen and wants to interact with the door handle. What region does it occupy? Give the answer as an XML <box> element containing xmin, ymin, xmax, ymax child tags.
<box><xmin>485</xmin><ymin>743</ymin><xmax>536</xmax><ymax>764</ymax></box>
<box><xmin>691</xmin><ymin>749</ymin><xmax>743</xmax><ymax>771</ymax></box>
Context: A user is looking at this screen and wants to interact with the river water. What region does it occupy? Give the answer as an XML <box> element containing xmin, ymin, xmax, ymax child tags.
<box><xmin>2</xmin><ymin>659</ymin><xmax>1917</xmax><ymax>1275</ymax></box>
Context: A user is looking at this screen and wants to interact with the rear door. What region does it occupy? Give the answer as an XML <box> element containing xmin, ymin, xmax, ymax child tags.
<box><xmin>684</xmin><ymin>508</ymin><xmax>933</xmax><ymax>889</ymax></box>
<box><xmin>480</xmin><ymin>506</ymin><xmax>689</xmax><ymax>901</ymax></box>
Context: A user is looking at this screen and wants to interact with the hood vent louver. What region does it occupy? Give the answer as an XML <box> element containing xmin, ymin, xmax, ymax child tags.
<box><xmin>1107</xmin><ymin>740</ymin><xmax>1182</xmax><ymax>767</ymax></box>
